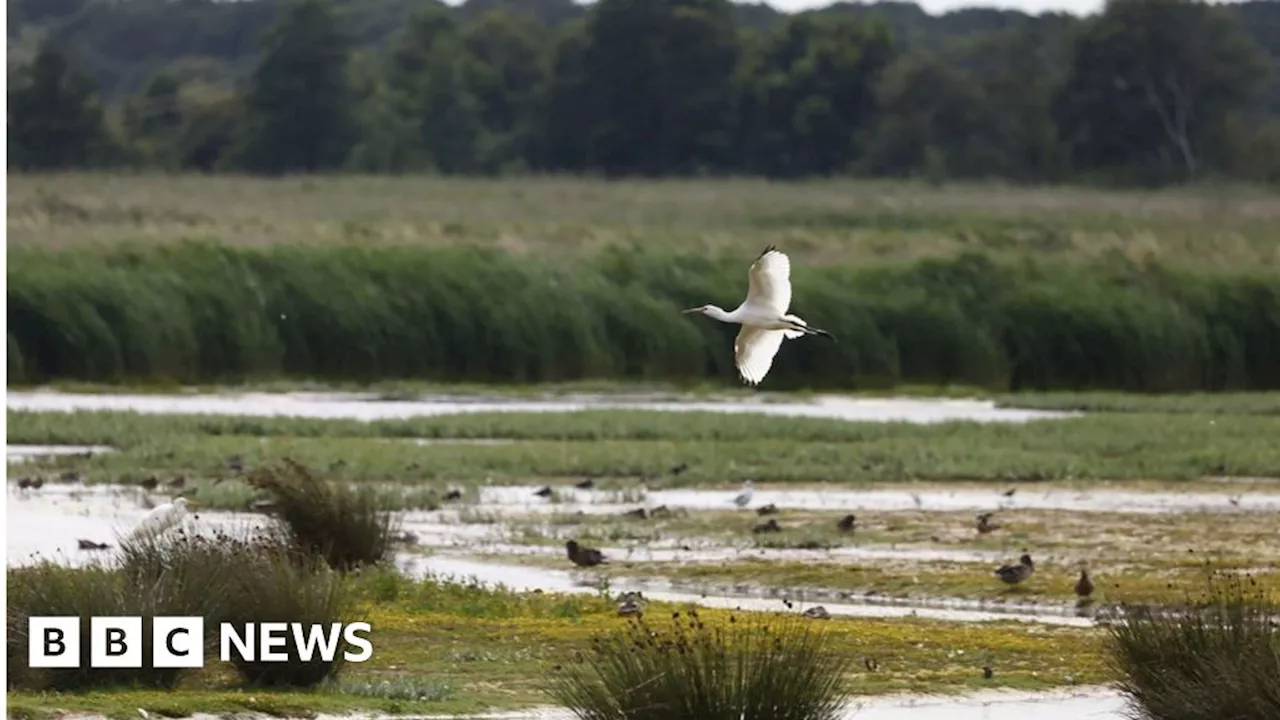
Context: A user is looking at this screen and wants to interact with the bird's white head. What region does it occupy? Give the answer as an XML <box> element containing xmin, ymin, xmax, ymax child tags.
<box><xmin>682</xmin><ymin>304</ymin><xmax>715</xmax><ymax>316</ymax></box>
<box><xmin>174</xmin><ymin>497</ymin><xmax>198</xmax><ymax>510</ymax></box>
<box><xmin>743</xmin><ymin>480</ymin><xmax>754</xmax><ymax>488</ymax></box>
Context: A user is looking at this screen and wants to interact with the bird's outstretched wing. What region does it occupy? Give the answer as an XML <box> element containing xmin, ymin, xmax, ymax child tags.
<box><xmin>734</xmin><ymin>325</ymin><xmax>787</xmax><ymax>386</ymax></box>
<box><xmin>745</xmin><ymin>245</ymin><xmax>792</xmax><ymax>316</ymax></box>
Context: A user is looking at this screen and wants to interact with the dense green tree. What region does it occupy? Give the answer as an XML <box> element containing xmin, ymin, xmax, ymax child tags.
<box><xmin>7</xmin><ymin>40</ymin><xmax>109</xmax><ymax>170</ymax></box>
<box><xmin>123</xmin><ymin>71</ymin><xmax>185</xmax><ymax>167</ymax></box>
<box><xmin>6</xmin><ymin>0</ymin><xmax>1280</xmax><ymax>184</ymax></box>
<box><xmin>862</xmin><ymin>51</ymin><xmax>991</xmax><ymax>181</ymax></box>
<box><xmin>1055</xmin><ymin>0</ymin><xmax>1270</xmax><ymax>182</ymax></box>
<box><xmin>463</xmin><ymin>11</ymin><xmax>549</xmax><ymax>171</ymax></box>
<box><xmin>238</xmin><ymin>0</ymin><xmax>357</xmax><ymax>173</ymax></box>
<box><xmin>385</xmin><ymin>7</ymin><xmax>485</xmax><ymax>173</ymax></box>
<box><xmin>739</xmin><ymin>12</ymin><xmax>893</xmax><ymax>177</ymax></box>
<box><xmin>553</xmin><ymin>0</ymin><xmax>742</xmax><ymax>175</ymax></box>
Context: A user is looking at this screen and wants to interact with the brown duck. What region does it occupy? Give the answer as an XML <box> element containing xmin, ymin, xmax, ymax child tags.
<box><xmin>976</xmin><ymin>512</ymin><xmax>1000</xmax><ymax>534</ymax></box>
<box><xmin>1075</xmin><ymin>569</ymin><xmax>1094</xmax><ymax>598</ymax></box>
<box><xmin>752</xmin><ymin>519</ymin><xmax>782</xmax><ymax>534</ymax></box>
<box><xmin>565</xmin><ymin>540</ymin><xmax>606</xmax><ymax>567</ymax></box>
<box><xmin>837</xmin><ymin>514</ymin><xmax>856</xmax><ymax>532</ymax></box>
<box><xmin>994</xmin><ymin>553</ymin><xmax>1035</xmax><ymax>584</ymax></box>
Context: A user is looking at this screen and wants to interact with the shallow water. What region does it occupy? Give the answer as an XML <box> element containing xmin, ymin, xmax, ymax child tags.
<box><xmin>401</xmin><ymin>552</ymin><xmax>1097</xmax><ymax>628</ymax></box>
<box><xmin>478</xmin><ymin>483</ymin><xmax>1280</xmax><ymax>515</ymax></box>
<box><xmin>7</xmin><ymin>484</ymin><xmax>1093</xmax><ymax>627</ymax></box>
<box><xmin>6</xmin><ymin>389</ymin><xmax>1073</xmax><ymax>424</ymax></box>
<box><xmin>317</xmin><ymin>688</ymin><xmax>1129</xmax><ymax>720</ymax></box>
<box><xmin>58</xmin><ymin>686</ymin><xmax>1130</xmax><ymax>720</ymax></box>
<box><xmin>7</xmin><ymin>444</ymin><xmax>116</xmax><ymax>463</ymax></box>
<box><xmin>6</xmin><ymin>484</ymin><xmax>273</xmax><ymax>567</ymax></box>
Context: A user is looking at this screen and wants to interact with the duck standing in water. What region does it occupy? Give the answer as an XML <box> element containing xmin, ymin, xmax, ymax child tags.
<box><xmin>565</xmin><ymin>540</ymin><xmax>607</xmax><ymax>567</ymax></box>
<box><xmin>1075</xmin><ymin>569</ymin><xmax>1095</xmax><ymax>599</ymax></box>
<box><xmin>994</xmin><ymin>553</ymin><xmax>1035</xmax><ymax>585</ymax></box>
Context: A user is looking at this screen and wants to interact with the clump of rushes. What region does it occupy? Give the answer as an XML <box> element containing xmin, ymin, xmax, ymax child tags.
<box><xmin>545</xmin><ymin>609</ymin><xmax>852</xmax><ymax>720</ymax></box>
<box><xmin>1108</xmin><ymin>569</ymin><xmax>1280</xmax><ymax>720</ymax></box>
<box><xmin>245</xmin><ymin>458</ymin><xmax>397</xmax><ymax>571</ymax></box>
<box><xmin>220</xmin><ymin>550</ymin><xmax>354</xmax><ymax>688</ymax></box>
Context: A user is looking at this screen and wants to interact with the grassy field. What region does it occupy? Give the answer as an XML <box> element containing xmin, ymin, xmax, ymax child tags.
<box><xmin>9</xmin><ymin>408</ymin><xmax>1280</xmax><ymax>495</ymax></box>
<box><xmin>9</xmin><ymin>173</ymin><xmax>1280</xmax><ymax>392</ymax></box>
<box><xmin>10</xmin><ymin>174</ymin><xmax>1280</xmax><ymax>267</ymax></box>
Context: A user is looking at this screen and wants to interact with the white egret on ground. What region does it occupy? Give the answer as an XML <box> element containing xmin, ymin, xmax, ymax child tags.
<box><xmin>682</xmin><ymin>245</ymin><xmax>834</xmax><ymax>386</ymax></box>
<box><xmin>128</xmin><ymin>497</ymin><xmax>198</xmax><ymax>541</ymax></box>
<box><xmin>733</xmin><ymin>480</ymin><xmax>755</xmax><ymax>508</ymax></box>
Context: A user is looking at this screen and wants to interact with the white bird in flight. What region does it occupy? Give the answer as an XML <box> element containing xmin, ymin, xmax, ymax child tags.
<box><xmin>683</xmin><ymin>245</ymin><xmax>834</xmax><ymax>386</ymax></box>
<box><xmin>733</xmin><ymin>480</ymin><xmax>755</xmax><ymax>508</ymax></box>
<box><xmin>127</xmin><ymin>497</ymin><xmax>198</xmax><ymax>541</ymax></box>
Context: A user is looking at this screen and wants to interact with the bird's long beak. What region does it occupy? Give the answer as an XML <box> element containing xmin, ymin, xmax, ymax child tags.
<box><xmin>681</xmin><ymin>307</ymin><xmax>701</xmax><ymax>314</ymax></box>
<box><xmin>186</xmin><ymin>499</ymin><xmax>200</xmax><ymax>508</ymax></box>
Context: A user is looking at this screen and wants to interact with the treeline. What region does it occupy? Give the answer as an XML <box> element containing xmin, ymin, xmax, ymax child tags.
<box><xmin>7</xmin><ymin>0</ymin><xmax>1280</xmax><ymax>184</ymax></box>
<box><xmin>8</xmin><ymin>243</ymin><xmax>1280</xmax><ymax>391</ymax></box>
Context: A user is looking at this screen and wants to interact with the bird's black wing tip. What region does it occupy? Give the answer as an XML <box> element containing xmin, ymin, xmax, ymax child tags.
<box><xmin>757</xmin><ymin>244</ymin><xmax>778</xmax><ymax>260</ymax></box>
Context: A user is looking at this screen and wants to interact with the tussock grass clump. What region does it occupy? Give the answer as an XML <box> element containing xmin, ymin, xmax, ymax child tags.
<box><xmin>9</xmin><ymin>527</ymin><xmax>357</xmax><ymax>691</ymax></box>
<box><xmin>245</xmin><ymin>458</ymin><xmax>396</xmax><ymax>571</ymax></box>
<box><xmin>1108</xmin><ymin>571</ymin><xmax>1280</xmax><ymax>720</ymax></box>
<box><xmin>220</xmin><ymin>551</ymin><xmax>355</xmax><ymax>688</ymax></box>
<box><xmin>545</xmin><ymin>610</ymin><xmax>852</xmax><ymax>720</ymax></box>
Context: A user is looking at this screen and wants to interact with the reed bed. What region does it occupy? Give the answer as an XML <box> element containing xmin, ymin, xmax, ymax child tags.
<box><xmin>8</xmin><ymin>242</ymin><xmax>1280</xmax><ymax>391</ymax></box>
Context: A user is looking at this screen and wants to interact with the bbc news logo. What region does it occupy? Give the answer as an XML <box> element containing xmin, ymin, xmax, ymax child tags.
<box><xmin>29</xmin><ymin>617</ymin><xmax>373</xmax><ymax>668</ymax></box>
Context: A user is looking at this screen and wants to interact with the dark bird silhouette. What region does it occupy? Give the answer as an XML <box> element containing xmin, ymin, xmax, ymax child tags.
<box><xmin>565</xmin><ymin>540</ymin><xmax>606</xmax><ymax>567</ymax></box>
<box><xmin>802</xmin><ymin>606</ymin><xmax>830</xmax><ymax>619</ymax></box>
<box><xmin>752</xmin><ymin>519</ymin><xmax>782</xmax><ymax>534</ymax></box>
<box><xmin>32</xmin><ymin>477</ymin><xmax>46</xmax><ymax>489</ymax></box>
<box><xmin>621</xmin><ymin>507</ymin><xmax>648</xmax><ymax>519</ymax></box>
<box><xmin>983</xmin><ymin>666</ymin><xmax>994</xmax><ymax>679</ymax></box>
<box><xmin>140</xmin><ymin>475</ymin><xmax>159</xmax><ymax>490</ymax></box>
<box><xmin>977</xmin><ymin>512</ymin><xmax>1000</xmax><ymax>534</ymax></box>
<box><xmin>534</xmin><ymin>486</ymin><xmax>553</xmax><ymax>498</ymax></box>
<box><xmin>756</xmin><ymin>503</ymin><xmax>780</xmax><ymax>516</ymax></box>
<box><xmin>1002</xmin><ymin>488</ymin><xmax>1017</xmax><ymax>498</ymax></box>
<box><xmin>443</xmin><ymin>489</ymin><xmax>463</xmax><ymax>501</ymax></box>
<box><xmin>16</xmin><ymin>477</ymin><xmax>33</xmax><ymax>490</ymax></box>
<box><xmin>650</xmin><ymin>505</ymin><xmax>673</xmax><ymax>518</ymax></box>
<box><xmin>994</xmin><ymin>553</ymin><xmax>1035</xmax><ymax>584</ymax></box>
<box><xmin>670</xmin><ymin>462</ymin><xmax>689</xmax><ymax>476</ymax></box>
<box><xmin>837</xmin><ymin>514</ymin><xmax>856</xmax><ymax>532</ymax></box>
<box><xmin>1075</xmin><ymin>569</ymin><xmax>1095</xmax><ymax>598</ymax></box>
<box><xmin>575</xmin><ymin>478</ymin><xmax>595</xmax><ymax>490</ymax></box>
<box><xmin>77</xmin><ymin>539</ymin><xmax>110</xmax><ymax>551</ymax></box>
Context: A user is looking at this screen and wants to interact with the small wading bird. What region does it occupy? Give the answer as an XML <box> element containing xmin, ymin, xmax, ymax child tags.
<box><xmin>127</xmin><ymin>497</ymin><xmax>198</xmax><ymax>541</ymax></box>
<box><xmin>565</xmin><ymin>540</ymin><xmax>606</xmax><ymax>568</ymax></box>
<box><xmin>733</xmin><ymin>480</ymin><xmax>755</xmax><ymax>508</ymax></box>
<box><xmin>1075</xmin><ymin>569</ymin><xmax>1095</xmax><ymax>599</ymax></box>
<box><xmin>994</xmin><ymin>553</ymin><xmax>1035</xmax><ymax>585</ymax></box>
<box><xmin>682</xmin><ymin>245</ymin><xmax>834</xmax><ymax>386</ymax></box>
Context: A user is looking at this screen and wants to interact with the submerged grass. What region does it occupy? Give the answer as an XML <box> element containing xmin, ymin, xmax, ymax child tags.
<box><xmin>1108</xmin><ymin>572</ymin><xmax>1280</xmax><ymax>720</ymax></box>
<box><xmin>545</xmin><ymin>610</ymin><xmax>852</xmax><ymax>720</ymax></box>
